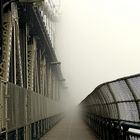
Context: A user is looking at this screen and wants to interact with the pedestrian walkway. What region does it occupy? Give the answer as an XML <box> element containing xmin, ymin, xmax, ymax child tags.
<box><xmin>40</xmin><ymin>110</ymin><xmax>97</xmax><ymax>140</ymax></box>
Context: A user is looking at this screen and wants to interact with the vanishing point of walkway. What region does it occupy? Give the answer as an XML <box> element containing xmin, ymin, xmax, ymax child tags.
<box><xmin>40</xmin><ymin>110</ymin><xmax>97</xmax><ymax>140</ymax></box>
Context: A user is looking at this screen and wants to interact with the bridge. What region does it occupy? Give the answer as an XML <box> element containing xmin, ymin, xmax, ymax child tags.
<box><xmin>0</xmin><ymin>0</ymin><xmax>140</xmax><ymax>140</ymax></box>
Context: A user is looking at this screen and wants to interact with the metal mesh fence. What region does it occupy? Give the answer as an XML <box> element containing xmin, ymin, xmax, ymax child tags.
<box><xmin>0</xmin><ymin>82</ymin><xmax>6</xmax><ymax>131</ymax></box>
<box><xmin>81</xmin><ymin>74</ymin><xmax>140</xmax><ymax>122</ymax></box>
<box><xmin>7</xmin><ymin>83</ymin><xmax>27</xmax><ymax>130</ymax></box>
<box><xmin>0</xmin><ymin>80</ymin><xmax>60</xmax><ymax>132</ymax></box>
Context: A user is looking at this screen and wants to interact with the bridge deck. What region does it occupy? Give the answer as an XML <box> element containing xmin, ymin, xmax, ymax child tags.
<box><xmin>40</xmin><ymin>110</ymin><xmax>97</xmax><ymax>140</ymax></box>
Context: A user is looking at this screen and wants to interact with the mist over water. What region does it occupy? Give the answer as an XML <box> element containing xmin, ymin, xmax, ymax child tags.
<box><xmin>55</xmin><ymin>0</ymin><xmax>140</xmax><ymax>104</ymax></box>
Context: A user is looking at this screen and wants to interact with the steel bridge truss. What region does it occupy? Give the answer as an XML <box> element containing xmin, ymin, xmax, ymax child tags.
<box><xmin>0</xmin><ymin>1</ymin><xmax>64</xmax><ymax>140</ymax></box>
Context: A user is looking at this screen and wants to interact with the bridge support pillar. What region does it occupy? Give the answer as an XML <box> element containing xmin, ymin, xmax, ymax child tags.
<box><xmin>0</xmin><ymin>0</ymin><xmax>2</xmax><ymax>62</ymax></box>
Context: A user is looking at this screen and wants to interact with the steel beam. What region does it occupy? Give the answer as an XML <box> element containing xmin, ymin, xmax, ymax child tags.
<box><xmin>0</xmin><ymin>0</ymin><xmax>3</xmax><ymax>63</ymax></box>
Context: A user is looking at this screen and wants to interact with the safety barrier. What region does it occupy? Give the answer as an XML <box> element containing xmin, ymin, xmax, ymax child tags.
<box><xmin>0</xmin><ymin>80</ymin><xmax>63</xmax><ymax>140</ymax></box>
<box><xmin>83</xmin><ymin>113</ymin><xmax>140</xmax><ymax>140</ymax></box>
<box><xmin>81</xmin><ymin>74</ymin><xmax>140</xmax><ymax>140</ymax></box>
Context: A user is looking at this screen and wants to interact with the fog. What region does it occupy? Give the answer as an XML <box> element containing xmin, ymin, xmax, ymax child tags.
<box><xmin>55</xmin><ymin>0</ymin><xmax>140</xmax><ymax>103</ymax></box>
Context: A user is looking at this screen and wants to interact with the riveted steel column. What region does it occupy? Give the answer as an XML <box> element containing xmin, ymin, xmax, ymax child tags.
<box><xmin>0</xmin><ymin>0</ymin><xmax>3</xmax><ymax>63</ymax></box>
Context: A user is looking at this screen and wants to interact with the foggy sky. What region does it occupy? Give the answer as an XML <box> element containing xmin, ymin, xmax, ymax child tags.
<box><xmin>55</xmin><ymin>0</ymin><xmax>140</xmax><ymax>103</ymax></box>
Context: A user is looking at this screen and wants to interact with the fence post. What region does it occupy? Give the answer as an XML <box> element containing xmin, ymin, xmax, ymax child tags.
<box><xmin>123</xmin><ymin>125</ymin><xmax>129</xmax><ymax>140</ymax></box>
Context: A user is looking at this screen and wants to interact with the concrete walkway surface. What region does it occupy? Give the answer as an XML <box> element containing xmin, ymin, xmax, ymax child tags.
<box><xmin>40</xmin><ymin>110</ymin><xmax>97</xmax><ymax>140</ymax></box>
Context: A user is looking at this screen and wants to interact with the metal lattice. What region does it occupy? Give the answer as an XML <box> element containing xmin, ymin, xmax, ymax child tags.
<box><xmin>0</xmin><ymin>12</ymin><xmax>12</xmax><ymax>82</ymax></box>
<box><xmin>81</xmin><ymin>74</ymin><xmax>140</xmax><ymax>122</ymax></box>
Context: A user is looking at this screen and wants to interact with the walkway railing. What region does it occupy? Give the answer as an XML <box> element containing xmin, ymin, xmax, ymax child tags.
<box><xmin>81</xmin><ymin>74</ymin><xmax>140</xmax><ymax>140</ymax></box>
<box><xmin>83</xmin><ymin>113</ymin><xmax>140</xmax><ymax>140</ymax></box>
<box><xmin>0</xmin><ymin>80</ymin><xmax>62</xmax><ymax>139</ymax></box>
